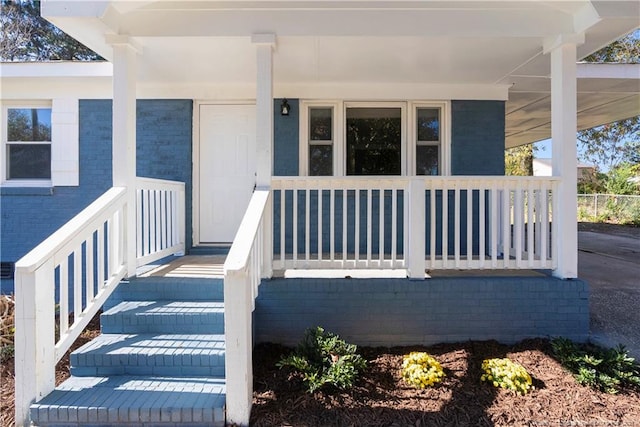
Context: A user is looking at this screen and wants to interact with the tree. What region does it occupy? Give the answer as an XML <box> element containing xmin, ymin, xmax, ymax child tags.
<box><xmin>0</xmin><ymin>0</ymin><xmax>102</xmax><ymax>61</ymax></box>
<box><xmin>605</xmin><ymin>163</ymin><xmax>640</xmax><ymax>196</ymax></box>
<box><xmin>582</xmin><ymin>29</ymin><xmax>640</xmax><ymax>63</ymax></box>
<box><xmin>577</xmin><ymin>117</ymin><xmax>640</xmax><ymax>172</ymax></box>
<box><xmin>505</xmin><ymin>144</ymin><xmax>534</xmax><ymax>176</ymax></box>
<box><xmin>578</xmin><ymin>30</ymin><xmax>639</xmax><ymax>174</ymax></box>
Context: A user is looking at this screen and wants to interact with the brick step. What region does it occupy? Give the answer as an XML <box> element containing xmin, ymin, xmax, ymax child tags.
<box><xmin>30</xmin><ymin>376</ymin><xmax>225</xmax><ymax>426</ymax></box>
<box><xmin>70</xmin><ymin>334</ymin><xmax>225</xmax><ymax>377</ymax></box>
<box><xmin>101</xmin><ymin>301</ymin><xmax>225</xmax><ymax>334</ymax></box>
<box><xmin>104</xmin><ymin>277</ymin><xmax>223</xmax><ymax>311</ymax></box>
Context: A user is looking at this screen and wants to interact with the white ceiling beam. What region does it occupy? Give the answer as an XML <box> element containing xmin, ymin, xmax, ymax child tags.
<box><xmin>105</xmin><ymin>9</ymin><xmax>573</xmax><ymax>38</ymax></box>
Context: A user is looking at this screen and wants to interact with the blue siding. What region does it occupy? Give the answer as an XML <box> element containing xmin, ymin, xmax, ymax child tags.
<box><xmin>273</xmin><ymin>98</ymin><xmax>299</xmax><ymax>176</ymax></box>
<box><xmin>0</xmin><ymin>100</ymin><xmax>193</xmax><ymax>294</ymax></box>
<box><xmin>256</xmin><ymin>276</ymin><xmax>590</xmax><ymax>346</ymax></box>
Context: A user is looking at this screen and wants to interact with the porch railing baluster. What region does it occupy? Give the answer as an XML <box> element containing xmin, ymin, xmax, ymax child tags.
<box><xmin>271</xmin><ymin>176</ymin><xmax>558</xmax><ymax>272</ymax></box>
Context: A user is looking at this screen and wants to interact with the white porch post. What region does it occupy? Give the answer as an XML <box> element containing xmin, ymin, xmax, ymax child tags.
<box><xmin>253</xmin><ymin>33</ymin><xmax>275</xmax><ymax>278</ymax></box>
<box><xmin>407</xmin><ymin>178</ymin><xmax>426</xmax><ymax>279</ymax></box>
<box><xmin>546</xmin><ymin>36</ymin><xmax>582</xmax><ymax>279</ymax></box>
<box><xmin>109</xmin><ymin>36</ymin><xmax>139</xmax><ymax>278</ymax></box>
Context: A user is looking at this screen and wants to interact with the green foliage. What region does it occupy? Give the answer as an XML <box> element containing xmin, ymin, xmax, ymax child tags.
<box><xmin>605</xmin><ymin>163</ymin><xmax>640</xmax><ymax>196</ymax></box>
<box><xmin>0</xmin><ymin>0</ymin><xmax>102</xmax><ymax>61</ymax></box>
<box><xmin>480</xmin><ymin>358</ymin><xmax>534</xmax><ymax>395</ymax></box>
<box><xmin>277</xmin><ymin>326</ymin><xmax>367</xmax><ymax>393</ymax></box>
<box><xmin>505</xmin><ymin>145</ymin><xmax>534</xmax><ymax>176</ymax></box>
<box><xmin>0</xmin><ymin>344</ymin><xmax>15</xmax><ymax>363</ymax></box>
<box><xmin>551</xmin><ymin>337</ymin><xmax>640</xmax><ymax>394</ymax></box>
<box><xmin>582</xmin><ymin>29</ymin><xmax>640</xmax><ymax>63</ymax></box>
<box><xmin>401</xmin><ymin>352</ymin><xmax>445</xmax><ymax>389</ymax></box>
<box><xmin>577</xmin><ymin>171</ymin><xmax>607</xmax><ymax>194</ymax></box>
<box><xmin>577</xmin><ymin>117</ymin><xmax>640</xmax><ymax>173</ymax></box>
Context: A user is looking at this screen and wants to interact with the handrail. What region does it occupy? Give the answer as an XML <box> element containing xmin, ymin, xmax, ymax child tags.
<box><xmin>15</xmin><ymin>177</ymin><xmax>186</xmax><ymax>426</ymax></box>
<box><xmin>15</xmin><ymin>187</ymin><xmax>126</xmax><ymax>273</ymax></box>
<box><xmin>223</xmin><ymin>188</ymin><xmax>271</xmax><ymax>426</ymax></box>
<box><xmin>15</xmin><ymin>186</ymin><xmax>129</xmax><ymax>426</ymax></box>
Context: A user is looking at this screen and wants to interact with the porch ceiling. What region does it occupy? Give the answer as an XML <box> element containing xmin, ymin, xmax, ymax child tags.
<box><xmin>39</xmin><ymin>1</ymin><xmax>640</xmax><ymax>147</ymax></box>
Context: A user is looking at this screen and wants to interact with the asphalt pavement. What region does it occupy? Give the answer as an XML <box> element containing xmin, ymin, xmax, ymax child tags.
<box><xmin>578</xmin><ymin>229</ymin><xmax>640</xmax><ymax>359</ymax></box>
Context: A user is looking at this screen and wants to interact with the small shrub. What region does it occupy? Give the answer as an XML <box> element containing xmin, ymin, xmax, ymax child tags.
<box><xmin>481</xmin><ymin>358</ymin><xmax>533</xmax><ymax>395</ymax></box>
<box><xmin>552</xmin><ymin>337</ymin><xmax>640</xmax><ymax>394</ymax></box>
<box><xmin>401</xmin><ymin>352</ymin><xmax>445</xmax><ymax>389</ymax></box>
<box><xmin>277</xmin><ymin>326</ymin><xmax>367</xmax><ymax>393</ymax></box>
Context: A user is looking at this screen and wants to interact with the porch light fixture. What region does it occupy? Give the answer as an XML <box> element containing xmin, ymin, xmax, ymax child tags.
<box><xmin>280</xmin><ymin>99</ymin><xmax>290</xmax><ymax>116</ymax></box>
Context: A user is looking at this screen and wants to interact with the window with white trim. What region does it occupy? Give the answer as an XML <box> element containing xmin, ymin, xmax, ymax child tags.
<box><xmin>415</xmin><ymin>107</ymin><xmax>441</xmax><ymax>175</ymax></box>
<box><xmin>300</xmin><ymin>101</ymin><xmax>448</xmax><ymax>177</ymax></box>
<box><xmin>346</xmin><ymin>106</ymin><xmax>402</xmax><ymax>176</ymax></box>
<box><xmin>2</xmin><ymin>99</ymin><xmax>79</xmax><ymax>187</ymax></box>
<box><xmin>308</xmin><ymin>107</ymin><xmax>334</xmax><ymax>176</ymax></box>
<box><xmin>5</xmin><ymin>106</ymin><xmax>52</xmax><ymax>180</ymax></box>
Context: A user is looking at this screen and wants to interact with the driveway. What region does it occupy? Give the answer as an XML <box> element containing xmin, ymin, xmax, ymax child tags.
<box><xmin>578</xmin><ymin>224</ymin><xmax>640</xmax><ymax>359</ymax></box>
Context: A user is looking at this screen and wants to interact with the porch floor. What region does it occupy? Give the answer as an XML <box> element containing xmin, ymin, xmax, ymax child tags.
<box><xmin>136</xmin><ymin>254</ymin><xmax>548</xmax><ymax>280</ymax></box>
<box><xmin>137</xmin><ymin>255</ymin><xmax>226</xmax><ymax>278</ymax></box>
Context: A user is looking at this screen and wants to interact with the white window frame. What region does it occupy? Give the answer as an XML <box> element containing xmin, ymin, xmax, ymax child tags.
<box><xmin>343</xmin><ymin>101</ymin><xmax>407</xmax><ymax>176</ymax></box>
<box><xmin>1</xmin><ymin>99</ymin><xmax>79</xmax><ymax>188</ymax></box>
<box><xmin>408</xmin><ymin>101</ymin><xmax>451</xmax><ymax>176</ymax></box>
<box><xmin>1</xmin><ymin>101</ymin><xmax>52</xmax><ymax>187</ymax></box>
<box><xmin>299</xmin><ymin>100</ymin><xmax>343</xmax><ymax>176</ymax></box>
<box><xmin>299</xmin><ymin>100</ymin><xmax>450</xmax><ymax>177</ymax></box>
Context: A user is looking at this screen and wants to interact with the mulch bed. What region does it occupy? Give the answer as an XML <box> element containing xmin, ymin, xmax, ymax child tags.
<box><xmin>251</xmin><ymin>339</ymin><xmax>640</xmax><ymax>426</ymax></box>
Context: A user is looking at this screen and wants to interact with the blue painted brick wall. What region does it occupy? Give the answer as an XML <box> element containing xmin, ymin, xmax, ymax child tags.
<box><xmin>136</xmin><ymin>99</ymin><xmax>193</xmax><ymax>251</ymax></box>
<box><xmin>0</xmin><ymin>99</ymin><xmax>193</xmax><ymax>294</ymax></box>
<box><xmin>255</xmin><ymin>276</ymin><xmax>590</xmax><ymax>346</ymax></box>
<box><xmin>274</xmin><ymin>98</ymin><xmax>299</xmax><ymax>176</ymax></box>
<box><xmin>451</xmin><ymin>100</ymin><xmax>505</xmax><ymax>175</ymax></box>
<box><xmin>272</xmin><ymin>100</ymin><xmax>505</xmax><ymax>257</ymax></box>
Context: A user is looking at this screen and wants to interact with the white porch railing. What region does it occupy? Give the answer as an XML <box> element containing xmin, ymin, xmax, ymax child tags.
<box><xmin>223</xmin><ymin>188</ymin><xmax>271</xmax><ymax>426</ymax></box>
<box><xmin>14</xmin><ymin>178</ymin><xmax>185</xmax><ymax>426</ymax></box>
<box><xmin>136</xmin><ymin>177</ymin><xmax>186</xmax><ymax>266</ymax></box>
<box><xmin>272</xmin><ymin>176</ymin><xmax>560</xmax><ymax>276</ymax></box>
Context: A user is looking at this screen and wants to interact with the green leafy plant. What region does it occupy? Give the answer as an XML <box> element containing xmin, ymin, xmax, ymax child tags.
<box><xmin>481</xmin><ymin>358</ymin><xmax>534</xmax><ymax>395</ymax></box>
<box><xmin>551</xmin><ymin>337</ymin><xmax>640</xmax><ymax>394</ymax></box>
<box><xmin>277</xmin><ymin>326</ymin><xmax>367</xmax><ymax>393</ymax></box>
<box><xmin>401</xmin><ymin>352</ymin><xmax>445</xmax><ymax>389</ymax></box>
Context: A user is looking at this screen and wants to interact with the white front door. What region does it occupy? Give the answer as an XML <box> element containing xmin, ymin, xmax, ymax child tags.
<box><xmin>198</xmin><ymin>104</ymin><xmax>256</xmax><ymax>243</ymax></box>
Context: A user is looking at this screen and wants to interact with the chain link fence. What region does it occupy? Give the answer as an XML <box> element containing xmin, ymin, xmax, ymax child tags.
<box><xmin>577</xmin><ymin>194</ymin><xmax>640</xmax><ymax>225</ymax></box>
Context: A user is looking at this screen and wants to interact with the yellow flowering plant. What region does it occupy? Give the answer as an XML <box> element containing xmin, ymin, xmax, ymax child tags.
<box><xmin>401</xmin><ymin>352</ymin><xmax>445</xmax><ymax>389</ymax></box>
<box><xmin>480</xmin><ymin>358</ymin><xmax>534</xmax><ymax>395</ymax></box>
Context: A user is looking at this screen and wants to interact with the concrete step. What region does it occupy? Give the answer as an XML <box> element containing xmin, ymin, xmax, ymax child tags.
<box><xmin>104</xmin><ymin>277</ymin><xmax>223</xmax><ymax>311</ymax></box>
<box><xmin>30</xmin><ymin>376</ymin><xmax>225</xmax><ymax>426</ymax></box>
<box><xmin>70</xmin><ymin>334</ymin><xmax>226</xmax><ymax>377</ymax></box>
<box><xmin>101</xmin><ymin>301</ymin><xmax>225</xmax><ymax>334</ymax></box>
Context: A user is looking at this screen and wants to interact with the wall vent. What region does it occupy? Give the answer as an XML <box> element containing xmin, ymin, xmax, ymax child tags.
<box><xmin>0</xmin><ymin>262</ymin><xmax>14</xmax><ymax>280</ymax></box>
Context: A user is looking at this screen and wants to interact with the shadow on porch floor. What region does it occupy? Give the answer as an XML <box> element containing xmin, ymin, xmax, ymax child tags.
<box><xmin>136</xmin><ymin>254</ymin><xmax>548</xmax><ymax>280</ymax></box>
<box><xmin>137</xmin><ymin>255</ymin><xmax>227</xmax><ymax>279</ymax></box>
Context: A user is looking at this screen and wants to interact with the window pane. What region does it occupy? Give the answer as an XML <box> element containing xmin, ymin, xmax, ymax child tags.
<box><xmin>309</xmin><ymin>108</ymin><xmax>332</xmax><ymax>141</ymax></box>
<box><xmin>7</xmin><ymin>144</ymin><xmax>51</xmax><ymax>179</ymax></box>
<box><xmin>417</xmin><ymin>108</ymin><xmax>439</xmax><ymax>142</ymax></box>
<box><xmin>7</xmin><ymin>108</ymin><xmax>52</xmax><ymax>142</ymax></box>
<box><xmin>309</xmin><ymin>145</ymin><xmax>333</xmax><ymax>176</ymax></box>
<box><xmin>346</xmin><ymin>108</ymin><xmax>401</xmax><ymax>175</ymax></box>
<box><xmin>416</xmin><ymin>145</ymin><xmax>439</xmax><ymax>176</ymax></box>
